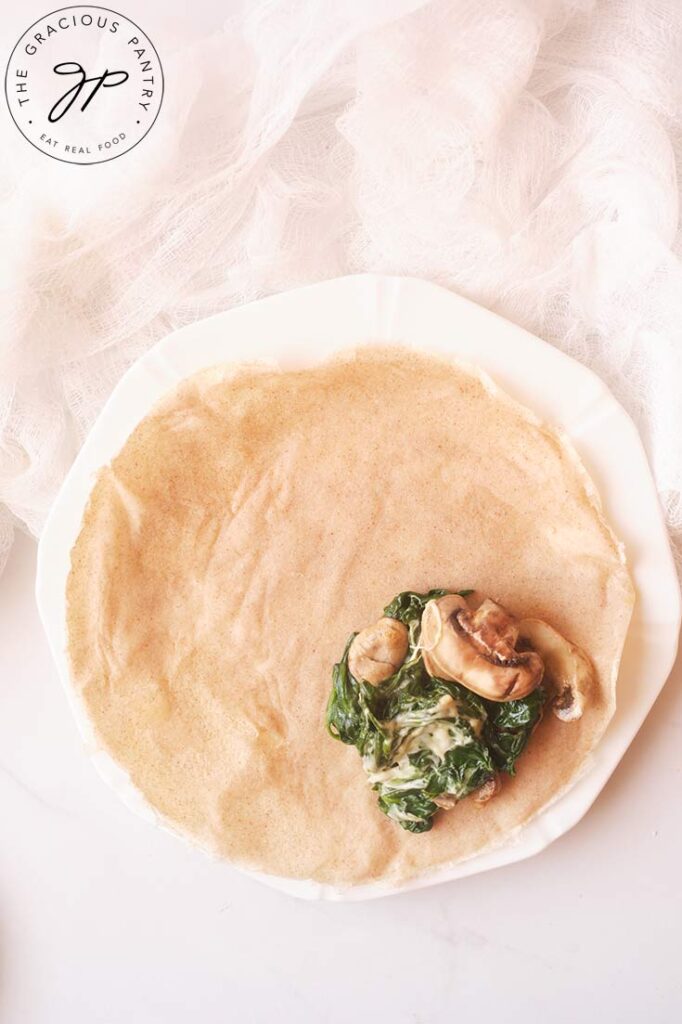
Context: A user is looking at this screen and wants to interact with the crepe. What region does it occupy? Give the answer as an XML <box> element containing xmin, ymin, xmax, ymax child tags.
<box><xmin>67</xmin><ymin>346</ymin><xmax>634</xmax><ymax>885</ymax></box>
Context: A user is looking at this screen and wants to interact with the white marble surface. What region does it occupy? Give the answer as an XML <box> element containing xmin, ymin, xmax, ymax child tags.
<box><xmin>0</xmin><ymin>530</ymin><xmax>681</xmax><ymax>1022</ymax></box>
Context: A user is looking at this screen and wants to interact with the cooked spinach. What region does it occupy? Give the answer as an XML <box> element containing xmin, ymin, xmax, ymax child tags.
<box><xmin>326</xmin><ymin>589</ymin><xmax>546</xmax><ymax>833</ymax></box>
<box><xmin>383</xmin><ymin>588</ymin><xmax>472</xmax><ymax>625</ymax></box>
<box><xmin>484</xmin><ymin>687</ymin><xmax>546</xmax><ymax>774</ymax></box>
<box><xmin>383</xmin><ymin>589</ymin><xmax>450</xmax><ymax>624</ymax></box>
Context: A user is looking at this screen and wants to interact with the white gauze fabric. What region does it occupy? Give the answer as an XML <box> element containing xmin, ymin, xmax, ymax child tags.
<box><xmin>1</xmin><ymin>0</ymin><xmax>681</xmax><ymax>577</ymax></box>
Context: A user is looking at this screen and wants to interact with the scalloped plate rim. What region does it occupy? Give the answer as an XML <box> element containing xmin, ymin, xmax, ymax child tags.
<box><xmin>35</xmin><ymin>273</ymin><xmax>681</xmax><ymax>900</ymax></box>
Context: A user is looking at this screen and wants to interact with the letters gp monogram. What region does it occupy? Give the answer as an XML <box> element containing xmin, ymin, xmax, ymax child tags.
<box><xmin>4</xmin><ymin>6</ymin><xmax>164</xmax><ymax>164</ymax></box>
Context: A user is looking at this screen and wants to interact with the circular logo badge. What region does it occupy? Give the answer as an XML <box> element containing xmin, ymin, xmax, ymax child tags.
<box><xmin>4</xmin><ymin>5</ymin><xmax>163</xmax><ymax>164</ymax></box>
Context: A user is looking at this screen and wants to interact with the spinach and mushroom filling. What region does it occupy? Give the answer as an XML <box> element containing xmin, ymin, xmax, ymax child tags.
<box><xmin>326</xmin><ymin>589</ymin><xmax>592</xmax><ymax>833</ymax></box>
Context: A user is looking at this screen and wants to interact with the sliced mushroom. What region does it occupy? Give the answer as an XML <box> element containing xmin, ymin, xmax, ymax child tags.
<box><xmin>421</xmin><ymin>594</ymin><xmax>544</xmax><ymax>701</ymax></box>
<box><xmin>348</xmin><ymin>617</ymin><xmax>409</xmax><ymax>685</ymax></box>
<box><xmin>473</xmin><ymin>774</ymin><xmax>500</xmax><ymax>804</ymax></box>
<box><xmin>517</xmin><ymin>618</ymin><xmax>593</xmax><ymax>722</ymax></box>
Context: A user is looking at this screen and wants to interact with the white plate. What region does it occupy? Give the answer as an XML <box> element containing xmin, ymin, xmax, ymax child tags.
<box><xmin>36</xmin><ymin>274</ymin><xmax>681</xmax><ymax>900</ymax></box>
